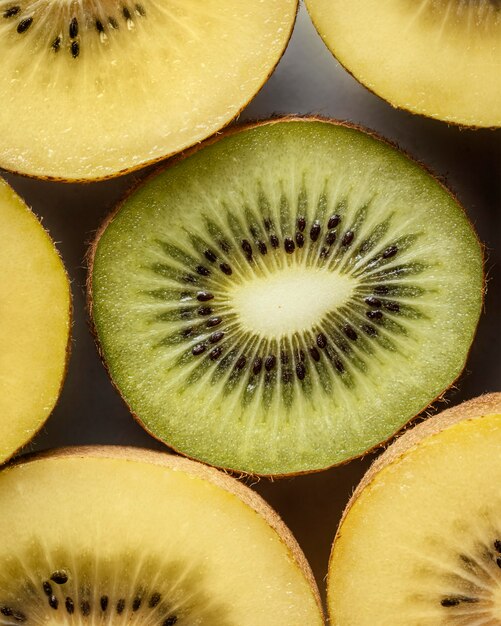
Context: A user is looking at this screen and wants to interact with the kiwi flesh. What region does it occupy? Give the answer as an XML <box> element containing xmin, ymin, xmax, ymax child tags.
<box><xmin>89</xmin><ymin>117</ymin><xmax>483</xmax><ymax>476</ymax></box>
<box><xmin>0</xmin><ymin>446</ymin><xmax>323</xmax><ymax>625</ymax></box>
<box><xmin>0</xmin><ymin>1</ymin><xmax>297</xmax><ymax>181</ymax></box>
<box><xmin>328</xmin><ymin>393</ymin><xmax>501</xmax><ymax>625</ymax></box>
<box><xmin>306</xmin><ymin>0</ymin><xmax>501</xmax><ymax>128</ymax></box>
<box><xmin>0</xmin><ymin>177</ymin><xmax>71</xmax><ymax>465</ymax></box>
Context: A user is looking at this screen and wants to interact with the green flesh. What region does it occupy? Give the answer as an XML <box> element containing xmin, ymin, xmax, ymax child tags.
<box><xmin>91</xmin><ymin>119</ymin><xmax>483</xmax><ymax>475</ymax></box>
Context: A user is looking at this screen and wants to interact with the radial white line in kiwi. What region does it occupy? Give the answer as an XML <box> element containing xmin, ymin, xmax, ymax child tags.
<box><xmin>306</xmin><ymin>0</ymin><xmax>501</xmax><ymax>128</ymax></box>
<box><xmin>0</xmin><ymin>1</ymin><xmax>297</xmax><ymax>181</ymax></box>
<box><xmin>89</xmin><ymin>118</ymin><xmax>483</xmax><ymax>476</ymax></box>
<box><xmin>328</xmin><ymin>393</ymin><xmax>501</xmax><ymax>625</ymax></box>
<box><xmin>0</xmin><ymin>447</ymin><xmax>323</xmax><ymax>625</ymax></box>
<box><xmin>0</xmin><ymin>178</ymin><xmax>71</xmax><ymax>464</ymax></box>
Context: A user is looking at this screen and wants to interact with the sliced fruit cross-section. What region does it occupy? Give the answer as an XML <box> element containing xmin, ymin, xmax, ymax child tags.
<box><xmin>328</xmin><ymin>393</ymin><xmax>501</xmax><ymax>625</ymax></box>
<box><xmin>90</xmin><ymin>118</ymin><xmax>483</xmax><ymax>476</ymax></box>
<box><xmin>0</xmin><ymin>178</ymin><xmax>71</xmax><ymax>464</ymax></box>
<box><xmin>0</xmin><ymin>447</ymin><xmax>323</xmax><ymax>625</ymax></box>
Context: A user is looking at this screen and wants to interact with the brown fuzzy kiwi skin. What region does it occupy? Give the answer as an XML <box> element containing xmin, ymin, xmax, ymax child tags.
<box><xmin>327</xmin><ymin>392</ymin><xmax>501</xmax><ymax>618</ymax></box>
<box><xmin>0</xmin><ymin>180</ymin><xmax>73</xmax><ymax>466</ymax></box>
<box><xmin>2</xmin><ymin>445</ymin><xmax>324</xmax><ymax>618</ymax></box>
<box><xmin>86</xmin><ymin>115</ymin><xmax>485</xmax><ymax>480</ymax></box>
<box><xmin>0</xmin><ymin>2</ymin><xmax>299</xmax><ymax>184</ymax></box>
<box><xmin>305</xmin><ymin>2</ymin><xmax>499</xmax><ymax>131</ymax></box>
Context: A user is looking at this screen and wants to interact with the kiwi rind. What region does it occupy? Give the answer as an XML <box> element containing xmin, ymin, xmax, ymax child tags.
<box><xmin>0</xmin><ymin>179</ymin><xmax>72</xmax><ymax>464</ymax></box>
<box><xmin>305</xmin><ymin>3</ymin><xmax>500</xmax><ymax>130</ymax></box>
<box><xmin>86</xmin><ymin>115</ymin><xmax>484</xmax><ymax>478</ymax></box>
<box><xmin>0</xmin><ymin>4</ymin><xmax>299</xmax><ymax>183</ymax></box>
<box><xmin>4</xmin><ymin>445</ymin><xmax>323</xmax><ymax>616</ymax></box>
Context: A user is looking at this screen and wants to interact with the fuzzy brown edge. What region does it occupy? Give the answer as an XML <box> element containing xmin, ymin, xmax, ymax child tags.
<box><xmin>0</xmin><ymin>178</ymin><xmax>73</xmax><ymax>465</ymax></box>
<box><xmin>304</xmin><ymin>1</ymin><xmax>500</xmax><ymax>131</ymax></box>
<box><xmin>0</xmin><ymin>2</ymin><xmax>299</xmax><ymax>184</ymax></box>
<box><xmin>3</xmin><ymin>444</ymin><xmax>324</xmax><ymax>619</ymax></box>
<box><xmin>86</xmin><ymin>115</ymin><xmax>485</xmax><ymax>479</ymax></box>
<box><xmin>326</xmin><ymin>392</ymin><xmax>501</xmax><ymax>620</ymax></box>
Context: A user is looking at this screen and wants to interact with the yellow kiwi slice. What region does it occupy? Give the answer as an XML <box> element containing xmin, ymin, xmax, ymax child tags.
<box><xmin>306</xmin><ymin>0</ymin><xmax>501</xmax><ymax>127</ymax></box>
<box><xmin>0</xmin><ymin>0</ymin><xmax>297</xmax><ymax>181</ymax></box>
<box><xmin>0</xmin><ymin>178</ymin><xmax>71</xmax><ymax>464</ymax></box>
<box><xmin>328</xmin><ymin>393</ymin><xmax>501</xmax><ymax>625</ymax></box>
<box><xmin>0</xmin><ymin>446</ymin><xmax>323</xmax><ymax>625</ymax></box>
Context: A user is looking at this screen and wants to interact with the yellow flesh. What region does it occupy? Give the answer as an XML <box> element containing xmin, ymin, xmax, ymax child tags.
<box><xmin>0</xmin><ymin>179</ymin><xmax>70</xmax><ymax>463</ymax></box>
<box><xmin>0</xmin><ymin>0</ymin><xmax>297</xmax><ymax>180</ymax></box>
<box><xmin>307</xmin><ymin>0</ymin><xmax>501</xmax><ymax>127</ymax></box>
<box><xmin>0</xmin><ymin>451</ymin><xmax>322</xmax><ymax>625</ymax></box>
<box><xmin>329</xmin><ymin>413</ymin><xmax>501</xmax><ymax>625</ymax></box>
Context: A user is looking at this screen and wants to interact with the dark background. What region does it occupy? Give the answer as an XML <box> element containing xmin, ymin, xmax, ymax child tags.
<box><xmin>3</xmin><ymin>4</ymin><xmax>500</xmax><ymax>612</ymax></box>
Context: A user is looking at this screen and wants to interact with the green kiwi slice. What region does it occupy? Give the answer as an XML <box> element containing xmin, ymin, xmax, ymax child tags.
<box><xmin>306</xmin><ymin>0</ymin><xmax>501</xmax><ymax>127</ymax></box>
<box><xmin>0</xmin><ymin>447</ymin><xmax>323</xmax><ymax>625</ymax></box>
<box><xmin>0</xmin><ymin>0</ymin><xmax>297</xmax><ymax>180</ymax></box>
<box><xmin>328</xmin><ymin>393</ymin><xmax>501</xmax><ymax>625</ymax></box>
<box><xmin>89</xmin><ymin>117</ymin><xmax>483</xmax><ymax>476</ymax></box>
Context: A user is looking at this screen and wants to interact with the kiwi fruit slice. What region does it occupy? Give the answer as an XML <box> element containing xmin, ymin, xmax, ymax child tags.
<box><xmin>0</xmin><ymin>178</ymin><xmax>71</xmax><ymax>464</ymax></box>
<box><xmin>328</xmin><ymin>393</ymin><xmax>501</xmax><ymax>625</ymax></box>
<box><xmin>89</xmin><ymin>117</ymin><xmax>483</xmax><ymax>476</ymax></box>
<box><xmin>0</xmin><ymin>1</ymin><xmax>297</xmax><ymax>181</ymax></box>
<box><xmin>306</xmin><ymin>0</ymin><xmax>501</xmax><ymax>127</ymax></box>
<box><xmin>0</xmin><ymin>446</ymin><xmax>323</xmax><ymax>625</ymax></box>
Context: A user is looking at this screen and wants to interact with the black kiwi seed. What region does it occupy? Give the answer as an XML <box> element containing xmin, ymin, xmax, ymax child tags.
<box><xmin>17</xmin><ymin>17</ymin><xmax>33</xmax><ymax>33</ymax></box>
<box><xmin>163</xmin><ymin>617</ymin><xmax>178</xmax><ymax>626</ymax></box>
<box><xmin>270</xmin><ymin>234</ymin><xmax>279</xmax><ymax>249</ymax></box>
<box><xmin>116</xmin><ymin>599</ymin><xmax>126</xmax><ymax>614</ymax></box>
<box><xmin>325</xmin><ymin>230</ymin><xmax>336</xmax><ymax>246</ymax></box>
<box><xmin>441</xmin><ymin>597</ymin><xmax>461</xmax><ymax>607</ymax></box>
<box><xmin>310</xmin><ymin>222</ymin><xmax>321</xmax><ymax>242</ymax></box>
<box><xmin>209</xmin><ymin>331</ymin><xmax>224</xmax><ymax>343</ymax></box>
<box><xmin>265</xmin><ymin>355</ymin><xmax>276</xmax><ymax>371</ymax></box>
<box><xmin>51</xmin><ymin>570</ymin><xmax>68</xmax><ymax>584</ymax></box>
<box><xmin>95</xmin><ymin>19</ymin><xmax>105</xmax><ymax>33</ymax></box>
<box><xmin>192</xmin><ymin>343</ymin><xmax>206</xmax><ymax>356</ymax></box>
<box><xmin>204</xmin><ymin>249</ymin><xmax>217</xmax><ymax>263</ymax></box>
<box><xmin>71</xmin><ymin>41</ymin><xmax>80</xmax><ymax>58</ymax></box>
<box><xmin>69</xmin><ymin>17</ymin><xmax>78</xmax><ymax>38</ymax></box>
<box><xmin>198</xmin><ymin>306</ymin><xmax>212</xmax><ymax>316</ymax></box>
<box><xmin>219</xmin><ymin>262</ymin><xmax>232</xmax><ymax>275</ymax></box>
<box><xmin>374</xmin><ymin>285</ymin><xmax>390</xmax><ymax>295</ymax></box>
<box><xmin>206</xmin><ymin>317</ymin><xmax>222</xmax><ymax>328</ymax></box>
<box><xmin>284</xmin><ymin>237</ymin><xmax>295</xmax><ymax>254</ymax></box>
<box><xmin>235</xmin><ymin>355</ymin><xmax>247</xmax><ymax>370</ymax></box>
<box><xmin>496</xmin><ymin>557</ymin><xmax>501</xmax><ymax>569</ymax></box>
<box><xmin>319</xmin><ymin>247</ymin><xmax>329</xmax><ymax>259</ymax></box>
<box><xmin>209</xmin><ymin>346</ymin><xmax>223</xmax><ymax>360</ymax></box>
<box><xmin>366</xmin><ymin>310</ymin><xmax>383</xmax><ymax>320</ymax></box>
<box><xmin>341</xmin><ymin>230</ymin><xmax>355</xmax><ymax>246</ymax></box>
<box><xmin>122</xmin><ymin>6</ymin><xmax>132</xmax><ymax>20</ymax></box>
<box><xmin>328</xmin><ymin>214</ymin><xmax>341</xmax><ymax>229</ymax></box>
<box><xmin>43</xmin><ymin>581</ymin><xmax>53</xmax><ymax>596</ymax></box>
<box><xmin>297</xmin><ymin>216</ymin><xmax>306</xmax><ymax>232</ymax></box>
<box><xmin>384</xmin><ymin>301</ymin><xmax>400</xmax><ymax>312</ymax></box>
<box><xmin>343</xmin><ymin>325</ymin><xmax>358</xmax><ymax>340</ymax></box>
<box><xmin>3</xmin><ymin>6</ymin><xmax>20</xmax><ymax>18</ymax></box>
<box><xmin>383</xmin><ymin>245</ymin><xmax>398</xmax><ymax>259</ymax></box>
<box><xmin>219</xmin><ymin>239</ymin><xmax>231</xmax><ymax>253</ymax></box>
<box><xmin>309</xmin><ymin>346</ymin><xmax>320</xmax><ymax>361</ymax></box>
<box><xmin>100</xmin><ymin>596</ymin><xmax>109</xmax><ymax>611</ymax></box>
<box><xmin>241</xmin><ymin>239</ymin><xmax>253</xmax><ymax>257</ymax></box>
<box><xmin>257</xmin><ymin>241</ymin><xmax>267</xmax><ymax>255</ymax></box>
<box><xmin>253</xmin><ymin>356</ymin><xmax>263</xmax><ymax>375</ymax></box>
<box><xmin>196</xmin><ymin>265</ymin><xmax>210</xmax><ymax>277</ymax></box>
<box><xmin>1</xmin><ymin>607</ymin><xmax>13</xmax><ymax>617</ymax></box>
<box><xmin>296</xmin><ymin>363</ymin><xmax>306</xmax><ymax>380</ymax></box>
<box><xmin>48</xmin><ymin>595</ymin><xmax>59</xmax><ymax>610</ymax></box>
<box><xmin>494</xmin><ymin>539</ymin><xmax>501</xmax><ymax>553</ymax></box>
<box><xmin>316</xmin><ymin>333</ymin><xmax>327</xmax><ymax>349</ymax></box>
<box><xmin>65</xmin><ymin>597</ymin><xmax>75</xmax><ymax>614</ymax></box>
<box><xmin>149</xmin><ymin>592</ymin><xmax>161</xmax><ymax>608</ymax></box>
<box><xmin>334</xmin><ymin>358</ymin><xmax>345</xmax><ymax>373</ymax></box>
<box><xmin>365</xmin><ymin>296</ymin><xmax>382</xmax><ymax>308</ymax></box>
<box><xmin>295</xmin><ymin>232</ymin><xmax>305</xmax><ymax>248</ymax></box>
<box><xmin>81</xmin><ymin>600</ymin><xmax>91</xmax><ymax>616</ymax></box>
<box><xmin>132</xmin><ymin>596</ymin><xmax>141</xmax><ymax>611</ymax></box>
<box><xmin>263</xmin><ymin>217</ymin><xmax>272</xmax><ymax>231</ymax></box>
<box><xmin>362</xmin><ymin>324</ymin><xmax>378</xmax><ymax>337</ymax></box>
<box><xmin>52</xmin><ymin>36</ymin><xmax>61</xmax><ymax>51</ymax></box>
<box><xmin>196</xmin><ymin>291</ymin><xmax>213</xmax><ymax>302</ymax></box>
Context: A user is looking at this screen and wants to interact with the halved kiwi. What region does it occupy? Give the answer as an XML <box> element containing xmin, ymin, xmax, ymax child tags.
<box><xmin>328</xmin><ymin>393</ymin><xmax>501</xmax><ymax>625</ymax></box>
<box><xmin>0</xmin><ymin>178</ymin><xmax>71</xmax><ymax>464</ymax></box>
<box><xmin>89</xmin><ymin>117</ymin><xmax>483</xmax><ymax>476</ymax></box>
<box><xmin>306</xmin><ymin>0</ymin><xmax>501</xmax><ymax>127</ymax></box>
<box><xmin>0</xmin><ymin>446</ymin><xmax>323</xmax><ymax>625</ymax></box>
<box><xmin>0</xmin><ymin>1</ymin><xmax>297</xmax><ymax>181</ymax></box>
